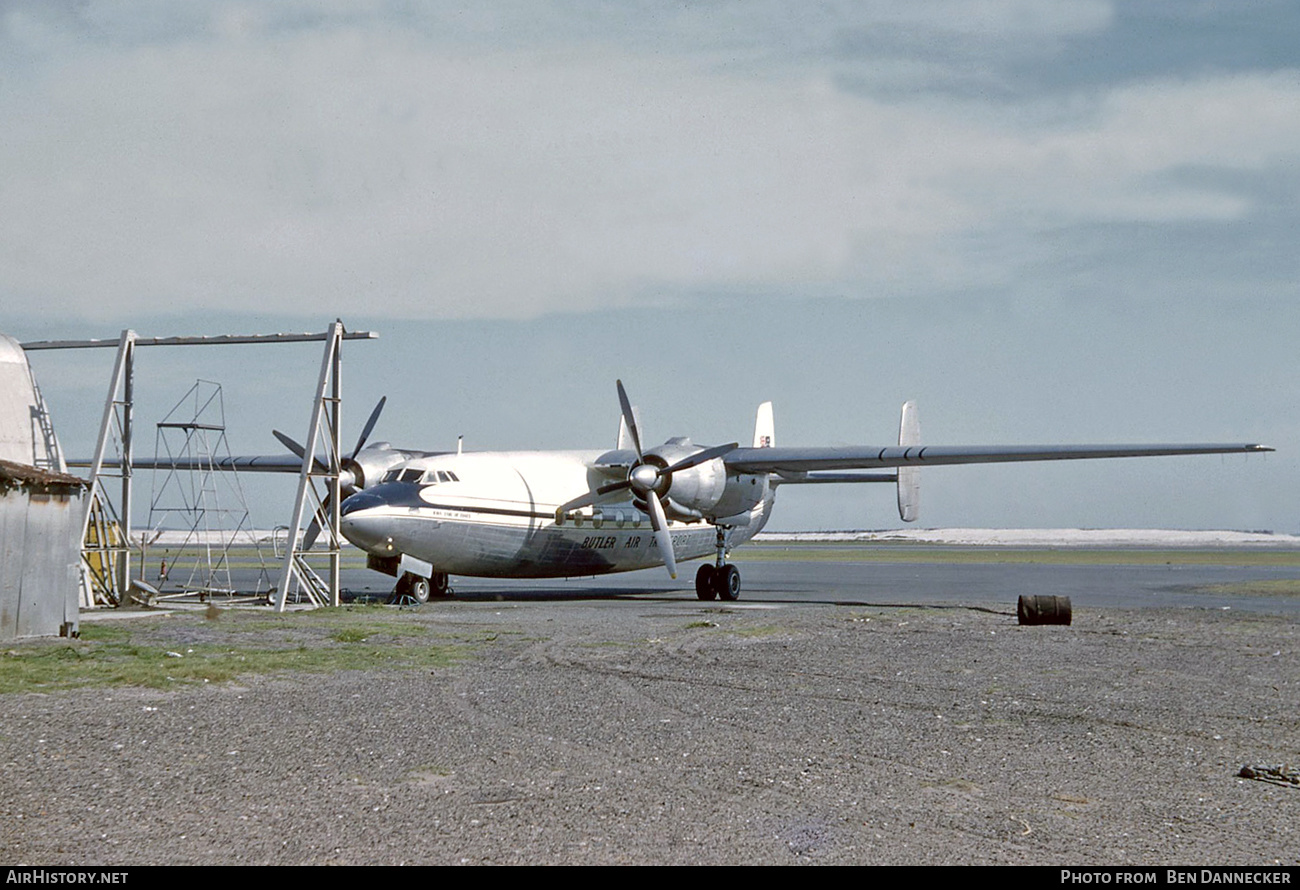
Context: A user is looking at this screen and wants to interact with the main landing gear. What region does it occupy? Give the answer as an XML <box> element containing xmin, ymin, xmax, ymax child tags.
<box><xmin>695</xmin><ymin>525</ymin><xmax>740</xmax><ymax>602</ymax></box>
<box><xmin>392</xmin><ymin>570</ymin><xmax>451</xmax><ymax>604</ymax></box>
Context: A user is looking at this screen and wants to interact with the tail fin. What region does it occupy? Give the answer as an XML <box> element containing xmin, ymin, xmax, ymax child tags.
<box><xmin>753</xmin><ymin>401</ymin><xmax>774</xmax><ymax>448</ymax></box>
<box><xmin>616</xmin><ymin>406</ymin><xmax>643</xmax><ymax>450</ymax></box>
<box><xmin>897</xmin><ymin>400</ymin><xmax>920</xmax><ymax>522</ymax></box>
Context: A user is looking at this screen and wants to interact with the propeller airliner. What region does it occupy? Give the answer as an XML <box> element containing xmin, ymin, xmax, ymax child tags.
<box><xmin>277</xmin><ymin>381</ymin><xmax>1270</xmax><ymax>603</ymax></box>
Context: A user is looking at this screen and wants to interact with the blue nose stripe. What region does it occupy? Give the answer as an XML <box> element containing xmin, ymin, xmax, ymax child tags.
<box><xmin>341</xmin><ymin>491</ymin><xmax>385</xmax><ymax>516</ymax></box>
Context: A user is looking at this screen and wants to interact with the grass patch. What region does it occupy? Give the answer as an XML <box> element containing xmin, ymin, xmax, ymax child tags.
<box><xmin>1196</xmin><ymin>579</ymin><xmax>1300</xmax><ymax>598</ymax></box>
<box><xmin>0</xmin><ymin>609</ymin><xmax>471</xmax><ymax>694</ymax></box>
<box><xmin>329</xmin><ymin>628</ymin><xmax>371</xmax><ymax>643</ymax></box>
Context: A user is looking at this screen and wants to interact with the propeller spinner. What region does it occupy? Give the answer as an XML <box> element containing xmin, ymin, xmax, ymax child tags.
<box><xmin>275</xmin><ymin>396</ymin><xmax>387</xmax><ymax>550</ymax></box>
<box><xmin>557</xmin><ymin>380</ymin><xmax>736</xmax><ymax>580</ymax></box>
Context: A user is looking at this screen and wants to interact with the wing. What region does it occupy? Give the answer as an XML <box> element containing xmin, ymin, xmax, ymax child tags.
<box><xmin>67</xmin><ymin>455</ymin><xmax>307</xmax><ymax>472</ymax></box>
<box><xmin>66</xmin><ymin>447</ymin><xmax>451</xmax><ymax>475</ymax></box>
<box><xmin>725</xmin><ymin>442</ymin><xmax>1272</xmax><ymax>475</ymax></box>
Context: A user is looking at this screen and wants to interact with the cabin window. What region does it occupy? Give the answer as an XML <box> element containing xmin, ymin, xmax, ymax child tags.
<box><xmin>382</xmin><ymin>469</ymin><xmax>401</xmax><ymax>483</ymax></box>
<box><xmin>400</xmin><ymin>468</ymin><xmax>423</xmax><ymax>484</ymax></box>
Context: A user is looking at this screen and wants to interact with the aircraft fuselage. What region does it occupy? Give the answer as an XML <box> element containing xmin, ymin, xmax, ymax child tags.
<box><xmin>339</xmin><ymin>449</ymin><xmax>774</xmax><ymax>578</ymax></box>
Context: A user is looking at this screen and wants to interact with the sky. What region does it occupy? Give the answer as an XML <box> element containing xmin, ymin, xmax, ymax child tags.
<box><xmin>3</xmin><ymin>1</ymin><xmax>1297</xmax><ymax>533</ymax></box>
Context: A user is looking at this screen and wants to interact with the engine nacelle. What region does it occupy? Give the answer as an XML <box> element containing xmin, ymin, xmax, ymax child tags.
<box><xmin>640</xmin><ymin>437</ymin><xmax>770</xmax><ymax>522</ymax></box>
<box><xmin>709</xmin><ymin>472</ymin><xmax>768</xmax><ymax>520</ymax></box>
<box><xmin>343</xmin><ymin>443</ymin><xmax>409</xmax><ymax>494</ymax></box>
<box><xmin>646</xmin><ymin>438</ymin><xmax>728</xmax><ymax>517</ymax></box>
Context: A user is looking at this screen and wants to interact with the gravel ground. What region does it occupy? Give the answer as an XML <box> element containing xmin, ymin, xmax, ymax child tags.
<box><xmin>2</xmin><ymin>598</ymin><xmax>1297</xmax><ymax>865</ymax></box>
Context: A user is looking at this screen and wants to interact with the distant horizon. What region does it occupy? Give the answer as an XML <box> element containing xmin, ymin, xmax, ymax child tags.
<box><xmin>138</xmin><ymin>526</ymin><xmax>1300</xmax><ymax>549</ymax></box>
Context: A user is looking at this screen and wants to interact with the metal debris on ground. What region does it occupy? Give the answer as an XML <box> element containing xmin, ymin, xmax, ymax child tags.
<box><xmin>1237</xmin><ymin>765</ymin><xmax>1300</xmax><ymax>787</ymax></box>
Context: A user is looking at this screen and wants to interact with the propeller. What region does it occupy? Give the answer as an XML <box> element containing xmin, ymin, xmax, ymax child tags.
<box><xmin>275</xmin><ymin>396</ymin><xmax>387</xmax><ymax>550</ymax></box>
<box><xmin>557</xmin><ymin>380</ymin><xmax>737</xmax><ymax>580</ymax></box>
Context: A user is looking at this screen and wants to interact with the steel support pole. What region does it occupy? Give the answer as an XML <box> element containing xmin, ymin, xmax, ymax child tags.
<box><xmin>120</xmin><ymin>339</ymin><xmax>133</xmax><ymax>599</ymax></box>
<box><xmin>81</xmin><ymin>329</ymin><xmax>135</xmax><ymax>607</ymax></box>
<box><xmin>329</xmin><ymin>338</ymin><xmax>342</xmax><ymax>607</ymax></box>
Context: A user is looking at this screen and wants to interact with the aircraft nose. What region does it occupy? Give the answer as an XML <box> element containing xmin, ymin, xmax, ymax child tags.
<box><xmin>339</xmin><ymin>491</ymin><xmax>392</xmax><ymax>552</ymax></box>
<box><xmin>341</xmin><ymin>490</ymin><xmax>384</xmax><ymax>517</ymax></box>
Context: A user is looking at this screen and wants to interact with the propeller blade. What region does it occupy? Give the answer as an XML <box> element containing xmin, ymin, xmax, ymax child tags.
<box><xmin>615</xmin><ymin>379</ymin><xmax>643</xmax><ymax>457</ymax></box>
<box><xmin>645</xmin><ymin>490</ymin><xmax>677</xmax><ymax>579</ymax></box>
<box><xmin>302</xmin><ymin>517</ymin><xmax>321</xmax><ymax>551</ymax></box>
<box><xmin>663</xmin><ymin>441</ymin><xmax>738</xmax><ymax>474</ymax></box>
<box><xmin>302</xmin><ymin>493</ymin><xmax>331</xmax><ymax>551</ymax></box>
<box><xmin>274</xmin><ymin>430</ymin><xmax>328</xmax><ymax>473</ymax></box>
<box><xmin>557</xmin><ymin>479</ymin><xmax>632</xmax><ymax>516</ymax></box>
<box><xmin>350</xmin><ymin>396</ymin><xmax>387</xmax><ymax>458</ymax></box>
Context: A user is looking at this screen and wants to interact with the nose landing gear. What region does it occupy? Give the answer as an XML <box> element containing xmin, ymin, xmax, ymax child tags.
<box><xmin>695</xmin><ymin>525</ymin><xmax>740</xmax><ymax>601</ymax></box>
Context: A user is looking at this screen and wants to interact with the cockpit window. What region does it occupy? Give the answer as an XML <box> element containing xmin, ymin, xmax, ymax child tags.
<box><xmin>392</xmin><ymin>468</ymin><xmax>461</xmax><ymax>485</ymax></box>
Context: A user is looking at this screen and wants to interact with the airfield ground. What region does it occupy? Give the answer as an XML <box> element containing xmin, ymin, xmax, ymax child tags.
<box><xmin>1</xmin><ymin>545</ymin><xmax>1297</xmax><ymax>865</ymax></box>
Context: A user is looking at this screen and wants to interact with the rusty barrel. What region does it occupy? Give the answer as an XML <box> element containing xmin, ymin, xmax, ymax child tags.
<box><xmin>1017</xmin><ymin>594</ymin><xmax>1072</xmax><ymax>626</ymax></box>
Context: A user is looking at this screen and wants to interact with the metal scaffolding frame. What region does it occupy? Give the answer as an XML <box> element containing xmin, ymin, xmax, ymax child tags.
<box><xmin>145</xmin><ymin>380</ymin><xmax>271</xmax><ymax>600</ymax></box>
<box><xmin>23</xmin><ymin>323</ymin><xmax>377</xmax><ymax>609</ymax></box>
<box><xmin>79</xmin><ymin>330</ymin><xmax>135</xmax><ymax>606</ymax></box>
<box><xmin>274</xmin><ymin>321</ymin><xmax>345</xmax><ymax>611</ymax></box>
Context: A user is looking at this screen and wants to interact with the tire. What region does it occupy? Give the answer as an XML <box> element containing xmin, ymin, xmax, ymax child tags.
<box><xmin>431</xmin><ymin>572</ymin><xmax>451</xmax><ymax>597</ymax></box>
<box><xmin>695</xmin><ymin>564</ymin><xmax>718</xmax><ymax>601</ymax></box>
<box><xmin>718</xmin><ymin>565</ymin><xmax>741</xmax><ymax>601</ymax></box>
<box><xmin>408</xmin><ymin>575</ymin><xmax>431</xmax><ymax>604</ymax></box>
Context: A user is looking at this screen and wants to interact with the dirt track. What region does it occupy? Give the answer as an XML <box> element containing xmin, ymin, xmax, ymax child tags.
<box><xmin>2</xmin><ymin>598</ymin><xmax>1297</xmax><ymax>865</ymax></box>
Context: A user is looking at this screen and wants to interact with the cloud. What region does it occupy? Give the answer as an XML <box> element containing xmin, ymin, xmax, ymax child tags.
<box><xmin>1</xmin><ymin>2</ymin><xmax>1296</xmax><ymax>321</ymax></box>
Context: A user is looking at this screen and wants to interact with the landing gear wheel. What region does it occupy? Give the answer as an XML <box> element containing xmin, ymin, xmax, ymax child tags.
<box><xmin>431</xmin><ymin>572</ymin><xmax>451</xmax><ymax>598</ymax></box>
<box><xmin>717</xmin><ymin>565</ymin><xmax>741</xmax><ymax>601</ymax></box>
<box><xmin>390</xmin><ymin>571</ymin><xmax>446</xmax><ymax>604</ymax></box>
<box><xmin>408</xmin><ymin>575</ymin><xmax>431</xmax><ymax>604</ymax></box>
<box><xmin>695</xmin><ymin>564</ymin><xmax>718</xmax><ymax>601</ymax></box>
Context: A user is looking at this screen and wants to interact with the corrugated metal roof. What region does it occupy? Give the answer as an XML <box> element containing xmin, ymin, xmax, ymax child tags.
<box><xmin>0</xmin><ymin>458</ymin><xmax>86</xmax><ymax>491</ymax></box>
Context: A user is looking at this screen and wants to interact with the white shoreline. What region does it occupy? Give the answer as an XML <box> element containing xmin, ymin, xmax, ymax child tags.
<box><xmin>755</xmin><ymin>528</ymin><xmax>1300</xmax><ymax>548</ymax></box>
